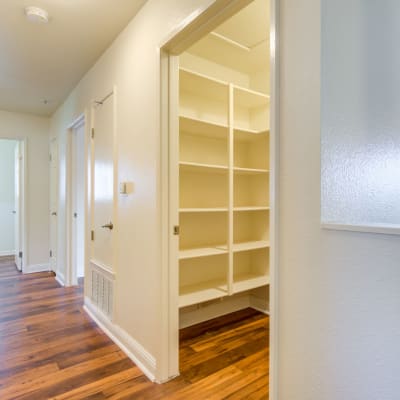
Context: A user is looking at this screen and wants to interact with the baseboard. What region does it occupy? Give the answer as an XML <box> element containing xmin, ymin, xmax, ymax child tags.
<box><xmin>24</xmin><ymin>263</ymin><xmax>50</xmax><ymax>274</ymax></box>
<box><xmin>83</xmin><ymin>296</ymin><xmax>157</xmax><ymax>382</ymax></box>
<box><xmin>55</xmin><ymin>272</ymin><xmax>65</xmax><ymax>286</ymax></box>
<box><xmin>250</xmin><ymin>294</ymin><xmax>270</xmax><ymax>314</ymax></box>
<box><xmin>179</xmin><ymin>293</ymin><xmax>252</xmax><ymax>329</ymax></box>
<box><xmin>0</xmin><ymin>250</ymin><xmax>15</xmax><ymax>256</ymax></box>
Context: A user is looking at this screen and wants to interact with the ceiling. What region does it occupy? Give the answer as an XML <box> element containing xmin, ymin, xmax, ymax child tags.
<box><xmin>187</xmin><ymin>0</ymin><xmax>269</xmax><ymax>74</ymax></box>
<box><xmin>0</xmin><ymin>0</ymin><xmax>146</xmax><ymax>116</ymax></box>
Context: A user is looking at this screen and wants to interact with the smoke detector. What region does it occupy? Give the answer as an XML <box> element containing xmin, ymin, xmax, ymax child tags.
<box><xmin>24</xmin><ymin>6</ymin><xmax>49</xmax><ymax>24</ymax></box>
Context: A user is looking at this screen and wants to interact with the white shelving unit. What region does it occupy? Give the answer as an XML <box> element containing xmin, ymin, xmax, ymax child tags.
<box><xmin>178</xmin><ymin>60</ymin><xmax>270</xmax><ymax>309</ymax></box>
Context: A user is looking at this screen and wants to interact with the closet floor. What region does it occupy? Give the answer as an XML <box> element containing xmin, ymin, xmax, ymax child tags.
<box><xmin>0</xmin><ymin>257</ymin><xmax>269</xmax><ymax>399</ymax></box>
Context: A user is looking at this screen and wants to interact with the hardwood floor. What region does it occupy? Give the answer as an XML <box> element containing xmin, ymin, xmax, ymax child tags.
<box><xmin>0</xmin><ymin>256</ymin><xmax>269</xmax><ymax>399</ymax></box>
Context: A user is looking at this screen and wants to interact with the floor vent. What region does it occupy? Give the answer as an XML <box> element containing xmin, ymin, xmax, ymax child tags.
<box><xmin>91</xmin><ymin>268</ymin><xmax>113</xmax><ymax>318</ymax></box>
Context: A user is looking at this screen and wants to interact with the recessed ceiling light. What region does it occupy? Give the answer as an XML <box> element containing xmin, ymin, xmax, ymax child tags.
<box><xmin>24</xmin><ymin>6</ymin><xmax>49</xmax><ymax>24</ymax></box>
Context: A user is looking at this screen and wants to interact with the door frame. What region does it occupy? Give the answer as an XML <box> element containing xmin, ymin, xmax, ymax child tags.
<box><xmin>66</xmin><ymin>112</ymin><xmax>89</xmax><ymax>286</ymax></box>
<box><xmin>0</xmin><ymin>137</ymin><xmax>27</xmax><ymax>272</ymax></box>
<box><xmin>49</xmin><ymin>137</ymin><xmax>58</xmax><ymax>273</ymax></box>
<box><xmin>159</xmin><ymin>0</ymin><xmax>280</xmax><ymax>394</ymax></box>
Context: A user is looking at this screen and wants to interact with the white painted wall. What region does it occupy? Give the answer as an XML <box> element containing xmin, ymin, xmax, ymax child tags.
<box><xmin>279</xmin><ymin>0</ymin><xmax>400</xmax><ymax>398</ymax></box>
<box><xmin>0</xmin><ymin>110</ymin><xmax>50</xmax><ymax>271</ymax></box>
<box><xmin>50</xmin><ymin>0</ymin><xmax>215</xmax><ymax>380</ymax></box>
<box><xmin>0</xmin><ymin>139</ymin><xmax>16</xmax><ymax>255</ymax></box>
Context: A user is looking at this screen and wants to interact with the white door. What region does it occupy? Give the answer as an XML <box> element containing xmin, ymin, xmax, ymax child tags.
<box><xmin>49</xmin><ymin>139</ymin><xmax>58</xmax><ymax>272</ymax></box>
<box><xmin>92</xmin><ymin>94</ymin><xmax>115</xmax><ymax>271</ymax></box>
<box><xmin>71</xmin><ymin>123</ymin><xmax>85</xmax><ymax>283</ymax></box>
<box><xmin>14</xmin><ymin>142</ymin><xmax>22</xmax><ymax>270</ymax></box>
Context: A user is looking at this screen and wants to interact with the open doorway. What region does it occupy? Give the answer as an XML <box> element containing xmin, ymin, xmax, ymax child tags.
<box><xmin>0</xmin><ymin>138</ymin><xmax>26</xmax><ymax>272</ymax></box>
<box><xmin>67</xmin><ymin>117</ymin><xmax>86</xmax><ymax>286</ymax></box>
<box><xmin>160</xmin><ymin>0</ymin><xmax>278</xmax><ymax>395</ymax></box>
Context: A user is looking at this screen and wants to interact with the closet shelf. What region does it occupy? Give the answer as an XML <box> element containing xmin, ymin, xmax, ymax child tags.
<box><xmin>233</xmin><ymin>274</ymin><xmax>270</xmax><ymax>294</ymax></box>
<box><xmin>179</xmin><ymin>280</ymin><xmax>227</xmax><ymax>308</ymax></box>
<box><xmin>179</xmin><ymin>246</ymin><xmax>228</xmax><ymax>260</ymax></box>
<box><xmin>234</xmin><ymin>167</ymin><xmax>269</xmax><ymax>175</ymax></box>
<box><xmin>217</xmin><ymin>240</ymin><xmax>270</xmax><ymax>253</ymax></box>
<box><xmin>180</xmin><ymin>68</ymin><xmax>228</xmax><ymax>102</ymax></box>
<box><xmin>179</xmin><ymin>161</ymin><xmax>228</xmax><ymax>173</ymax></box>
<box><xmin>234</xmin><ymin>86</ymin><xmax>270</xmax><ymax>108</ymax></box>
<box><xmin>234</xmin><ymin>127</ymin><xmax>269</xmax><ymax>136</ymax></box>
<box><xmin>233</xmin><ymin>241</ymin><xmax>270</xmax><ymax>252</ymax></box>
<box><xmin>180</xmin><ymin>115</ymin><xmax>228</xmax><ymax>139</ymax></box>
<box><xmin>180</xmin><ymin>208</ymin><xmax>228</xmax><ymax>213</ymax></box>
<box><xmin>233</xmin><ymin>206</ymin><xmax>270</xmax><ymax>212</ymax></box>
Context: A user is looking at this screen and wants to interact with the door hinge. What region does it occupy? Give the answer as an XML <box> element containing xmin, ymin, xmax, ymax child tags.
<box><xmin>91</xmin><ymin>230</ymin><xmax>95</xmax><ymax>241</ymax></box>
<box><xmin>19</xmin><ymin>251</ymin><xmax>23</xmax><ymax>258</ymax></box>
<box><xmin>50</xmin><ymin>250</ymin><xmax>52</xmax><ymax>258</ymax></box>
<box><xmin>91</xmin><ymin>128</ymin><xmax>95</xmax><ymax>139</ymax></box>
<box><xmin>173</xmin><ymin>225</ymin><xmax>180</xmax><ymax>235</ymax></box>
<box><xmin>49</xmin><ymin>154</ymin><xmax>52</xmax><ymax>162</ymax></box>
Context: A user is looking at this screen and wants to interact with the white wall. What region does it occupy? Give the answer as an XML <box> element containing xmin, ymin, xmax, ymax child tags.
<box><xmin>279</xmin><ymin>0</ymin><xmax>400</xmax><ymax>399</ymax></box>
<box><xmin>0</xmin><ymin>110</ymin><xmax>50</xmax><ymax>271</ymax></box>
<box><xmin>0</xmin><ymin>139</ymin><xmax>16</xmax><ymax>255</ymax></box>
<box><xmin>50</xmin><ymin>0</ymin><xmax>215</xmax><ymax>380</ymax></box>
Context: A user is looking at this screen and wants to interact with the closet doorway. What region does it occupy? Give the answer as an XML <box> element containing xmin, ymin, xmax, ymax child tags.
<box><xmin>66</xmin><ymin>116</ymin><xmax>86</xmax><ymax>286</ymax></box>
<box><xmin>160</xmin><ymin>0</ymin><xmax>278</xmax><ymax>395</ymax></box>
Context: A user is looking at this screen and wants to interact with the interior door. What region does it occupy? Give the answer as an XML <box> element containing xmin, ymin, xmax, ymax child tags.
<box><xmin>14</xmin><ymin>142</ymin><xmax>22</xmax><ymax>270</ymax></box>
<box><xmin>92</xmin><ymin>93</ymin><xmax>115</xmax><ymax>271</ymax></box>
<box><xmin>49</xmin><ymin>139</ymin><xmax>58</xmax><ymax>272</ymax></box>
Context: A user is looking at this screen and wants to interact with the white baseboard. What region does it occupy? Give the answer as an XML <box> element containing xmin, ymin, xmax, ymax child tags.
<box><xmin>0</xmin><ymin>250</ymin><xmax>15</xmax><ymax>257</ymax></box>
<box><xmin>24</xmin><ymin>263</ymin><xmax>50</xmax><ymax>274</ymax></box>
<box><xmin>55</xmin><ymin>272</ymin><xmax>65</xmax><ymax>286</ymax></box>
<box><xmin>179</xmin><ymin>293</ymin><xmax>252</xmax><ymax>329</ymax></box>
<box><xmin>83</xmin><ymin>296</ymin><xmax>157</xmax><ymax>382</ymax></box>
<box><xmin>250</xmin><ymin>294</ymin><xmax>270</xmax><ymax>314</ymax></box>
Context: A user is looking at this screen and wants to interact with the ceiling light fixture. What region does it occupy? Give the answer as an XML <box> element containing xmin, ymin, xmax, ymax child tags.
<box><xmin>24</xmin><ymin>6</ymin><xmax>49</xmax><ymax>24</ymax></box>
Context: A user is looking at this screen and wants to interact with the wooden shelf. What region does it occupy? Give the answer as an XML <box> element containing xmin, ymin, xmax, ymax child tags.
<box><xmin>180</xmin><ymin>208</ymin><xmax>228</xmax><ymax>213</ymax></box>
<box><xmin>233</xmin><ymin>241</ymin><xmax>270</xmax><ymax>252</ymax></box>
<box><xmin>180</xmin><ymin>68</ymin><xmax>228</xmax><ymax>102</ymax></box>
<box><xmin>179</xmin><ymin>161</ymin><xmax>228</xmax><ymax>173</ymax></box>
<box><xmin>233</xmin><ymin>206</ymin><xmax>269</xmax><ymax>212</ymax></box>
<box><xmin>234</xmin><ymin>127</ymin><xmax>269</xmax><ymax>137</ymax></box>
<box><xmin>234</xmin><ymin>167</ymin><xmax>269</xmax><ymax>175</ymax></box>
<box><xmin>234</xmin><ymin>86</ymin><xmax>270</xmax><ymax>108</ymax></box>
<box><xmin>179</xmin><ymin>246</ymin><xmax>228</xmax><ymax>260</ymax></box>
<box><xmin>180</xmin><ymin>115</ymin><xmax>228</xmax><ymax>139</ymax></box>
<box><xmin>179</xmin><ymin>280</ymin><xmax>228</xmax><ymax>308</ymax></box>
<box><xmin>233</xmin><ymin>274</ymin><xmax>270</xmax><ymax>294</ymax></box>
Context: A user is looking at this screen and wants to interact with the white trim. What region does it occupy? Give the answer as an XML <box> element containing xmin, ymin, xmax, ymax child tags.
<box><xmin>84</xmin><ymin>297</ymin><xmax>157</xmax><ymax>382</ymax></box>
<box><xmin>269</xmin><ymin>0</ymin><xmax>279</xmax><ymax>399</ymax></box>
<box><xmin>322</xmin><ymin>222</ymin><xmax>400</xmax><ymax>236</ymax></box>
<box><xmin>24</xmin><ymin>263</ymin><xmax>50</xmax><ymax>274</ymax></box>
<box><xmin>180</xmin><ymin>294</ymin><xmax>251</xmax><ymax>329</ymax></box>
<box><xmin>0</xmin><ymin>250</ymin><xmax>16</xmax><ymax>256</ymax></box>
<box><xmin>65</xmin><ymin>112</ymin><xmax>88</xmax><ymax>287</ymax></box>
<box><xmin>55</xmin><ymin>272</ymin><xmax>65</xmax><ymax>286</ymax></box>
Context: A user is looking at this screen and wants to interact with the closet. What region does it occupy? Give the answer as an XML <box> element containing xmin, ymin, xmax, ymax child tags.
<box><xmin>176</xmin><ymin>0</ymin><xmax>271</xmax><ymax>327</ymax></box>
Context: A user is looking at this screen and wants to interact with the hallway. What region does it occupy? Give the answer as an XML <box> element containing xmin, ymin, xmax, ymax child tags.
<box><xmin>0</xmin><ymin>256</ymin><xmax>268</xmax><ymax>399</ymax></box>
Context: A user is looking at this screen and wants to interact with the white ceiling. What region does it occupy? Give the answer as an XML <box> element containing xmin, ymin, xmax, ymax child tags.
<box><xmin>187</xmin><ymin>0</ymin><xmax>269</xmax><ymax>74</ymax></box>
<box><xmin>0</xmin><ymin>0</ymin><xmax>147</xmax><ymax>116</ymax></box>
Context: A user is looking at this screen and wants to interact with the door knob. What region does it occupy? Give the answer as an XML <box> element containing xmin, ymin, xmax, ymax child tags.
<box><xmin>51</xmin><ymin>212</ymin><xmax>57</xmax><ymax>216</ymax></box>
<box><xmin>12</xmin><ymin>210</ymin><xmax>16</xmax><ymax>214</ymax></box>
<box><xmin>101</xmin><ymin>222</ymin><xmax>113</xmax><ymax>230</ymax></box>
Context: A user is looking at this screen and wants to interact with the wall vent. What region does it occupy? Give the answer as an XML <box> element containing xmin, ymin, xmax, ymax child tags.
<box><xmin>91</xmin><ymin>268</ymin><xmax>114</xmax><ymax>318</ymax></box>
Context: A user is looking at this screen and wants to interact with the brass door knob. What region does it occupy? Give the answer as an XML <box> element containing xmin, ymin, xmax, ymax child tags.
<box><xmin>101</xmin><ymin>222</ymin><xmax>113</xmax><ymax>230</ymax></box>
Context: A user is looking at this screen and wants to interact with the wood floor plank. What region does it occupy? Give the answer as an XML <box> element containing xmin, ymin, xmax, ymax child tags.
<box><xmin>0</xmin><ymin>256</ymin><xmax>269</xmax><ymax>399</ymax></box>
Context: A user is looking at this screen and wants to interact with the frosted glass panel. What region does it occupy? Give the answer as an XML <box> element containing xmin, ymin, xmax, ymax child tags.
<box><xmin>321</xmin><ymin>0</ymin><xmax>400</xmax><ymax>228</ymax></box>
